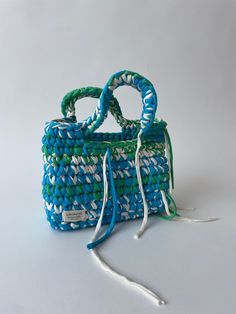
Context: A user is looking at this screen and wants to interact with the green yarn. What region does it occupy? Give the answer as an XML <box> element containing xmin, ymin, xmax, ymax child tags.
<box><xmin>157</xmin><ymin>193</ymin><xmax>177</xmax><ymax>220</ymax></box>
<box><xmin>42</xmin><ymin>137</ymin><xmax>166</xmax><ymax>166</ymax></box>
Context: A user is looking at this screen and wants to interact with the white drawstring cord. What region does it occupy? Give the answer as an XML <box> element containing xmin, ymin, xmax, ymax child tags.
<box><xmin>87</xmin><ymin>131</ymin><xmax>218</xmax><ymax>307</ymax></box>
<box><xmin>91</xmin><ymin>248</ymin><xmax>166</xmax><ymax>306</ymax></box>
<box><xmin>162</xmin><ymin>192</ymin><xmax>218</xmax><ymax>223</ymax></box>
<box><xmin>163</xmin><ymin>131</ymin><xmax>218</xmax><ymax>223</ymax></box>
<box><xmin>160</xmin><ymin>190</ymin><xmax>172</xmax><ymax>216</ymax></box>
<box><xmin>173</xmin><ymin>216</ymin><xmax>218</xmax><ymax>223</ymax></box>
<box><xmin>90</xmin><ymin>150</ymin><xmax>109</xmax><ymax>243</ymax></box>
<box><xmin>89</xmin><ymin>147</ymin><xmax>166</xmax><ymax>306</ymax></box>
<box><xmin>134</xmin><ymin>130</ymin><xmax>149</xmax><ymax>239</ymax></box>
<box><xmin>134</xmin><ymin>130</ymin><xmax>174</xmax><ymax>238</ymax></box>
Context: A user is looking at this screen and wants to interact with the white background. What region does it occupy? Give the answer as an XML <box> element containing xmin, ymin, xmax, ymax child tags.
<box><xmin>0</xmin><ymin>1</ymin><xmax>235</xmax><ymax>313</ymax></box>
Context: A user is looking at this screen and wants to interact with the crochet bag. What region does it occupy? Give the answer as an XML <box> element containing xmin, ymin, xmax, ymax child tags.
<box><xmin>42</xmin><ymin>70</ymin><xmax>175</xmax><ymax>235</ymax></box>
<box><xmin>42</xmin><ymin>70</ymin><xmax>215</xmax><ymax>306</ymax></box>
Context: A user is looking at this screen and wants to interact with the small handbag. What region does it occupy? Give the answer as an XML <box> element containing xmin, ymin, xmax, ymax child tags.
<box><xmin>42</xmin><ymin>70</ymin><xmax>215</xmax><ymax>306</ymax></box>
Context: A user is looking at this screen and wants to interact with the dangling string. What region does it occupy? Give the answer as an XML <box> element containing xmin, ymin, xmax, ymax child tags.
<box><xmin>91</xmin><ymin>248</ymin><xmax>166</xmax><ymax>306</ymax></box>
<box><xmin>160</xmin><ymin>190</ymin><xmax>172</xmax><ymax>216</ymax></box>
<box><xmin>134</xmin><ymin>129</ymin><xmax>175</xmax><ymax>239</ymax></box>
<box><xmin>158</xmin><ymin>192</ymin><xmax>218</xmax><ymax>223</ymax></box>
<box><xmin>173</xmin><ymin>216</ymin><xmax>218</xmax><ymax>223</ymax></box>
<box><xmin>134</xmin><ymin>130</ymin><xmax>150</xmax><ymax>239</ymax></box>
<box><xmin>162</xmin><ymin>128</ymin><xmax>218</xmax><ymax>223</ymax></box>
<box><xmin>87</xmin><ymin>150</ymin><xmax>108</xmax><ymax>247</ymax></box>
<box><xmin>87</xmin><ymin>130</ymin><xmax>217</xmax><ymax>308</ymax></box>
<box><xmin>87</xmin><ymin>148</ymin><xmax>118</xmax><ymax>249</ymax></box>
<box><xmin>158</xmin><ymin>193</ymin><xmax>177</xmax><ymax>220</ymax></box>
<box><xmin>88</xmin><ymin>146</ymin><xmax>166</xmax><ymax>306</ymax></box>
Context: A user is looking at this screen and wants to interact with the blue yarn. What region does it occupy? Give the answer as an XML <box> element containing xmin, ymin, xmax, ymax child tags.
<box><xmin>87</xmin><ymin>148</ymin><xmax>118</xmax><ymax>250</ymax></box>
<box><xmin>96</xmin><ymin>70</ymin><xmax>158</xmax><ymax>135</ymax></box>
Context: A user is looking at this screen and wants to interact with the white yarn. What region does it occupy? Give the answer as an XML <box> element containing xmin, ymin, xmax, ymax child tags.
<box><xmin>160</xmin><ymin>190</ymin><xmax>172</xmax><ymax>216</ymax></box>
<box><xmin>91</xmin><ymin>150</ymin><xmax>109</xmax><ymax>242</ymax></box>
<box><xmin>173</xmin><ymin>216</ymin><xmax>218</xmax><ymax>223</ymax></box>
<box><xmin>91</xmin><ymin>248</ymin><xmax>166</xmax><ymax>306</ymax></box>
<box><xmin>160</xmin><ymin>192</ymin><xmax>218</xmax><ymax>223</ymax></box>
<box><xmin>134</xmin><ymin>131</ymin><xmax>174</xmax><ymax>238</ymax></box>
<box><xmin>89</xmin><ymin>146</ymin><xmax>166</xmax><ymax>306</ymax></box>
<box><xmin>88</xmin><ymin>132</ymin><xmax>218</xmax><ymax>308</ymax></box>
<box><xmin>134</xmin><ymin>130</ymin><xmax>150</xmax><ymax>239</ymax></box>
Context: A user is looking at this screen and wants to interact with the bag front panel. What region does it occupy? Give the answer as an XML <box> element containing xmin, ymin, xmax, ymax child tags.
<box><xmin>42</xmin><ymin>120</ymin><xmax>170</xmax><ymax>230</ymax></box>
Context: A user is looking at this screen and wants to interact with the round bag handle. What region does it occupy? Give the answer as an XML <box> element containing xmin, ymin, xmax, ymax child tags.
<box><xmin>87</xmin><ymin>70</ymin><xmax>158</xmax><ymax>134</ymax></box>
<box><xmin>61</xmin><ymin>86</ymin><xmax>128</xmax><ymax>130</ymax></box>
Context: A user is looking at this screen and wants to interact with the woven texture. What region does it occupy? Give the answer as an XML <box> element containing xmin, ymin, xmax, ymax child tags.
<box><xmin>42</xmin><ymin>71</ymin><xmax>173</xmax><ymax>231</ymax></box>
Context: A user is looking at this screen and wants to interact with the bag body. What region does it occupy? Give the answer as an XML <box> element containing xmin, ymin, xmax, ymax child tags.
<box><xmin>42</xmin><ymin>71</ymin><xmax>174</xmax><ymax>231</ymax></box>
